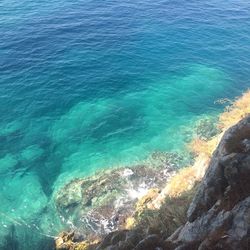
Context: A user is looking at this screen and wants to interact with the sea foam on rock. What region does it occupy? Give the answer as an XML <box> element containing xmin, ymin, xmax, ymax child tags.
<box><xmin>54</xmin><ymin>163</ymin><xmax>176</xmax><ymax>237</ymax></box>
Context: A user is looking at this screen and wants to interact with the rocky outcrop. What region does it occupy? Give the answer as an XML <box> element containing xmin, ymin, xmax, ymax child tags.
<box><xmin>170</xmin><ymin>115</ymin><xmax>250</xmax><ymax>249</ymax></box>
<box><xmin>55</xmin><ymin>231</ymin><xmax>99</xmax><ymax>250</ymax></box>
<box><xmin>55</xmin><ymin>163</ymin><xmax>176</xmax><ymax>236</ymax></box>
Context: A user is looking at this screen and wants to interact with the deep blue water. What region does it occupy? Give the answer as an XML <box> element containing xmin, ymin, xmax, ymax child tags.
<box><xmin>1</xmin><ymin>0</ymin><xmax>250</xmax><ymax>248</ymax></box>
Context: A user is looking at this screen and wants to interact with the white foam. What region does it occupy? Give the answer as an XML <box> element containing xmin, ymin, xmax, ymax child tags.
<box><xmin>122</xmin><ymin>168</ymin><xmax>134</xmax><ymax>177</ymax></box>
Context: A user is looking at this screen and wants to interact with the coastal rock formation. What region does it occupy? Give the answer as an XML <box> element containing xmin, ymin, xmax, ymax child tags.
<box><xmin>55</xmin><ymin>163</ymin><xmax>176</xmax><ymax>236</ymax></box>
<box><xmin>55</xmin><ymin>116</ymin><xmax>250</xmax><ymax>250</ymax></box>
<box><xmin>171</xmin><ymin>115</ymin><xmax>250</xmax><ymax>249</ymax></box>
<box><xmin>85</xmin><ymin>116</ymin><xmax>250</xmax><ymax>249</ymax></box>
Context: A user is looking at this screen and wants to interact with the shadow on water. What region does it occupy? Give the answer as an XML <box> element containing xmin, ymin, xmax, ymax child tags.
<box><xmin>18</xmin><ymin>138</ymin><xmax>63</xmax><ymax>197</ymax></box>
<box><xmin>1</xmin><ymin>225</ymin><xmax>18</xmax><ymax>250</ymax></box>
<box><xmin>0</xmin><ymin>224</ymin><xmax>55</xmax><ymax>250</ymax></box>
<box><xmin>33</xmin><ymin>151</ymin><xmax>62</xmax><ymax>196</ymax></box>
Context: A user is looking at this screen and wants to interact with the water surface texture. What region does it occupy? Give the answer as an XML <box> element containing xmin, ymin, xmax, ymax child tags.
<box><xmin>1</xmin><ymin>0</ymin><xmax>250</xmax><ymax>248</ymax></box>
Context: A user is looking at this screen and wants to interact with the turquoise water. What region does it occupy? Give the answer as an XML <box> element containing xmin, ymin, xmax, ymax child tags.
<box><xmin>1</xmin><ymin>0</ymin><xmax>250</xmax><ymax>248</ymax></box>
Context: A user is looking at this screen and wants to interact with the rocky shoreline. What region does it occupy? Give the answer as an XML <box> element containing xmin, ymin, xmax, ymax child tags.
<box><xmin>55</xmin><ymin>115</ymin><xmax>250</xmax><ymax>249</ymax></box>
<box><xmin>54</xmin><ymin>159</ymin><xmax>177</xmax><ymax>237</ymax></box>
<box><xmin>54</xmin><ymin>91</ymin><xmax>250</xmax><ymax>249</ymax></box>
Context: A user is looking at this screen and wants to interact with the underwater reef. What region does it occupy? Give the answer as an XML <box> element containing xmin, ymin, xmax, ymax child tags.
<box><xmin>55</xmin><ymin>91</ymin><xmax>250</xmax><ymax>250</ymax></box>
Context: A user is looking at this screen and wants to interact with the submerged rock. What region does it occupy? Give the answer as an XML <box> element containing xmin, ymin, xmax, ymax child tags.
<box><xmin>145</xmin><ymin>151</ymin><xmax>192</xmax><ymax>170</ymax></box>
<box><xmin>0</xmin><ymin>154</ymin><xmax>18</xmax><ymax>175</ymax></box>
<box><xmin>0</xmin><ymin>120</ymin><xmax>23</xmax><ymax>137</ymax></box>
<box><xmin>54</xmin><ymin>164</ymin><xmax>176</xmax><ymax>236</ymax></box>
<box><xmin>20</xmin><ymin>144</ymin><xmax>44</xmax><ymax>162</ymax></box>
<box><xmin>194</xmin><ymin>115</ymin><xmax>220</xmax><ymax>140</ymax></box>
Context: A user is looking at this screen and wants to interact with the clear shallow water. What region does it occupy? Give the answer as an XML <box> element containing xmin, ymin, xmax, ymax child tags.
<box><xmin>1</xmin><ymin>0</ymin><xmax>250</xmax><ymax>248</ymax></box>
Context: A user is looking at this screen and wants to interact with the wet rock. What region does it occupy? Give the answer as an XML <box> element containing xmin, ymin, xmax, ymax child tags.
<box><xmin>55</xmin><ymin>231</ymin><xmax>74</xmax><ymax>250</ymax></box>
<box><xmin>55</xmin><ymin>164</ymin><xmax>176</xmax><ymax>236</ymax></box>
<box><xmin>55</xmin><ymin>231</ymin><xmax>98</xmax><ymax>250</ymax></box>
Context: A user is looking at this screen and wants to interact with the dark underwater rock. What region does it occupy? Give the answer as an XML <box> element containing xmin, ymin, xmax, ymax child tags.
<box><xmin>194</xmin><ymin>116</ymin><xmax>220</xmax><ymax>140</ymax></box>
<box><xmin>55</xmin><ymin>164</ymin><xmax>176</xmax><ymax>236</ymax></box>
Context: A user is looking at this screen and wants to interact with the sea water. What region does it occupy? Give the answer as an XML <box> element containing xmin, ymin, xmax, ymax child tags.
<box><xmin>1</xmin><ymin>0</ymin><xmax>250</xmax><ymax>248</ymax></box>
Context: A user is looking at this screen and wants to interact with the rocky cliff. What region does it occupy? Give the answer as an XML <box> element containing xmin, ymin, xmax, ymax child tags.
<box><xmin>167</xmin><ymin>115</ymin><xmax>250</xmax><ymax>250</ymax></box>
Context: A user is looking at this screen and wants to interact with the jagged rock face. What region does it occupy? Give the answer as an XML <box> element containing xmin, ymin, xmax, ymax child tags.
<box><xmin>172</xmin><ymin>116</ymin><xmax>250</xmax><ymax>249</ymax></box>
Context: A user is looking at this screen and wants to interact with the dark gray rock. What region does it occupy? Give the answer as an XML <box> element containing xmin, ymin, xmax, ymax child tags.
<box><xmin>173</xmin><ymin>116</ymin><xmax>250</xmax><ymax>249</ymax></box>
<box><xmin>187</xmin><ymin>116</ymin><xmax>250</xmax><ymax>222</ymax></box>
<box><xmin>134</xmin><ymin>234</ymin><xmax>164</xmax><ymax>250</ymax></box>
